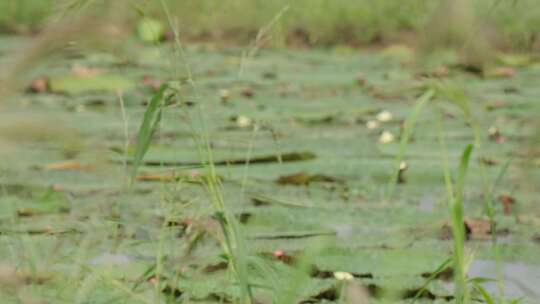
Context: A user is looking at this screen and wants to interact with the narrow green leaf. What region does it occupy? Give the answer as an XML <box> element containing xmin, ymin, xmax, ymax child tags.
<box><xmin>467</xmin><ymin>277</ymin><xmax>497</xmax><ymax>284</ymax></box>
<box><xmin>130</xmin><ymin>84</ymin><xmax>169</xmax><ymax>184</ymax></box>
<box><xmin>386</xmin><ymin>89</ymin><xmax>434</xmax><ymax>199</ymax></box>
<box><xmin>411</xmin><ymin>257</ymin><xmax>452</xmax><ymax>304</ymax></box>
<box><xmin>456</xmin><ymin>144</ymin><xmax>474</xmax><ymax>201</ymax></box>
<box><xmin>472</xmin><ymin>282</ymin><xmax>495</xmax><ymax>304</ymax></box>
<box><xmin>452</xmin><ymin>143</ymin><xmax>474</xmax><ymax>304</ymax></box>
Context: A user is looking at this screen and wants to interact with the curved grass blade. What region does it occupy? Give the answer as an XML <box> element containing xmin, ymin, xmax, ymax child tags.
<box><xmin>452</xmin><ymin>143</ymin><xmax>474</xmax><ymax>304</ymax></box>
<box><xmin>471</xmin><ymin>281</ymin><xmax>495</xmax><ymax>304</ymax></box>
<box><xmin>129</xmin><ymin>83</ymin><xmax>170</xmax><ymax>185</ymax></box>
<box><xmin>386</xmin><ymin>89</ymin><xmax>435</xmax><ymax>199</ymax></box>
<box><xmin>411</xmin><ymin>257</ymin><xmax>452</xmax><ymax>304</ymax></box>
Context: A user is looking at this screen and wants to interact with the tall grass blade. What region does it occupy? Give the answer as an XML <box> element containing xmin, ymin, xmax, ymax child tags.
<box><xmin>129</xmin><ymin>84</ymin><xmax>169</xmax><ymax>184</ymax></box>
<box><xmin>452</xmin><ymin>143</ymin><xmax>474</xmax><ymax>304</ymax></box>
<box><xmin>386</xmin><ymin>89</ymin><xmax>435</xmax><ymax>199</ymax></box>
<box><xmin>485</xmin><ymin>158</ymin><xmax>512</xmax><ymax>298</ymax></box>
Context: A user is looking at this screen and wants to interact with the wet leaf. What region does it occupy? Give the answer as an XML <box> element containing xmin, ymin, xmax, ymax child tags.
<box><xmin>307</xmin><ymin>286</ymin><xmax>339</xmax><ymax>302</ymax></box>
<box><xmin>499</xmin><ymin>193</ymin><xmax>516</xmax><ymax>215</ymax></box>
<box><xmin>42</xmin><ymin>160</ymin><xmax>88</xmax><ymax>171</ymax></box>
<box><xmin>276</xmin><ymin>172</ymin><xmax>341</xmax><ymax>186</ymax></box>
<box><xmin>125</xmin><ymin>151</ymin><xmax>316</xmax><ymax>167</ymax></box>
<box><xmin>343</xmin><ymin>282</ymin><xmax>371</xmax><ymax>304</ymax></box>
<box><xmin>250</xmin><ymin>194</ymin><xmax>310</xmax><ymax>208</ymax></box>
<box><xmin>270</xmin><ymin>249</ymin><xmax>295</xmax><ymax>264</ymax></box>
<box><xmin>496</xmin><ymin>53</ymin><xmax>532</xmax><ymax>67</ymax></box>
<box><xmin>241</xmin><ymin>87</ymin><xmax>255</xmax><ymax>98</ymax></box>
<box><xmin>262</xmin><ymin>71</ymin><xmax>277</xmax><ymax>79</ymax></box>
<box><xmin>355</xmin><ymin>73</ymin><xmax>367</xmax><ymax>86</ymax></box>
<box><xmin>488</xmin><ymin>126</ymin><xmax>507</xmax><ymax>143</ymax></box>
<box><xmin>27</xmin><ymin>77</ymin><xmax>49</xmax><ymax>93</ymax></box>
<box><xmin>250</xmin><ymin>230</ymin><xmax>336</xmax><ymax>240</ymax></box>
<box><xmin>484</xmin><ymin>100</ymin><xmax>506</xmax><ymax>111</ymax></box>
<box><xmin>71</xmin><ymin>64</ymin><xmax>102</xmax><ymax>77</ymax></box>
<box><xmin>441</xmin><ymin>218</ymin><xmax>509</xmax><ymax>240</ymax></box>
<box><xmin>140</xmin><ymin>75</ymin><xmax>164</xmax><ymax>91</ymax></box>
<box><xmin>382</xmin><ymin>44</ymin><xmax>414</xmax><ymax>62</ymax></box>
<box><xmin>295</xmin><ymin>112</ymin><xmax>339</xmax><ymax>125</ymax></box>
<box><xmin>419</xmin><ymin>65</ymin><xmax>450</xmax><ymax>78</ymax></box>
<box><xmin>484</xmin><ymin>66</ymin><xmax>516</xmax><ymax>78</ymax></box>
<box><xmin>136</xmin><ymin>170</ymin><xmax>209</xmax><ymax>183</ymax></box>
<box><xmin>203</xmin><ymin>261</ymin><xmax>229</xmax><ymax>273</ymax></box>
<box><xmin>478</xmin><ymin>156</ymin><xmax>499</xmax><ymax>166</ymax></box>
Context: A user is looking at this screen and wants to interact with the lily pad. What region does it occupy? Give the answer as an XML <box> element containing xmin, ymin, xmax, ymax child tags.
<box><xmin>49</xmin><ymin>74</ymin><xmax>135</xmax><ymax>95</ymax></box>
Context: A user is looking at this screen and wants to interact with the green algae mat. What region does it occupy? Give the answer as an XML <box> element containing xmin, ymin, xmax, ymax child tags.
<box><xmin>0</xmin><ymin>36</ymin><xmax>539</xmax><ymax>303</ymax></box>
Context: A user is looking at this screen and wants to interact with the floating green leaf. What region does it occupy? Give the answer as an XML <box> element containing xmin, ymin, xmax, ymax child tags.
<box><xmin>49</xmin><ymin>74</ymin><xmax>134</xmax><ymax>95</ymax></box>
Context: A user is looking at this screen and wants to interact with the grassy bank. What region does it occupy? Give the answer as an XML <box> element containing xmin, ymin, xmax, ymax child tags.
<box><xmin>1</xmin><ymin>0</ymin><xmax>539</xmax><ymax>50</ymax></box>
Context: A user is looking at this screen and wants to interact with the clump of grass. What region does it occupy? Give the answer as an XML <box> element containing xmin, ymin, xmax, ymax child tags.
<box><xmin>433</xmin><ymin>79</ymin><xmax>517</xmax><ymax>302</ymax></box>
<box><xmin>155</xmin><ymin>1</ymin><xmax>256</xmax><ymax>302</ymax></box>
